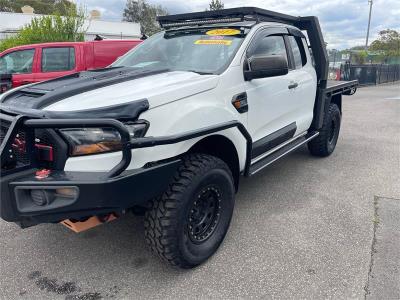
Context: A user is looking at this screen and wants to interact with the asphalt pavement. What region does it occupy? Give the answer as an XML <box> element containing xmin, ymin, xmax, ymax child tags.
<box><xmin>0</xmin><ymin>83</ymin><xmax>399</xmax><ymax>300</ymax></box>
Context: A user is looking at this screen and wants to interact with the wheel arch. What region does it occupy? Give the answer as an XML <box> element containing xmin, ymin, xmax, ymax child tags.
<box><xmin>187</xmin><ymin>134</ymin><xmax>240</xmax><ymax>191</ymax></box>
<box><xmin>330</xmin><ymin>93</ymin><xmax>342</xmax><ymax>113</ymax></box>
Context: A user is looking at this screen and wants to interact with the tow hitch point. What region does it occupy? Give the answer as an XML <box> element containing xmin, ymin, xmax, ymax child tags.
<box><xmin>61</xmin><ymin>214</ymin><xmax>118</xmax><ymax>233</ymax></box>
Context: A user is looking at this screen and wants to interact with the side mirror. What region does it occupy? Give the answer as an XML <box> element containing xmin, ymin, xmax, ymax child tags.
<box><xmin>244</xmin><ymin>55</ymin><xmax>289</xmax><ymax>81</ymax></box>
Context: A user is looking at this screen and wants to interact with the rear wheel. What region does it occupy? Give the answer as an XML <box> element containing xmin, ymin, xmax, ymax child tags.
<box><xmin>144</xmin><ymin>154</ymin><xmax>235</xmax><ymax>268</ymax></box>
<box><xmin>308</xmin><ymin>103</ymin><xmax>341</xmax><ymax>157</ymax></box>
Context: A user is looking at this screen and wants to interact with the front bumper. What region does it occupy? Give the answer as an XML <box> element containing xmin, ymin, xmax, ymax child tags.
<box><xmin>0</xmin><ymin>160</ymin><xmax>180</xmax><ymax>227</ymax></box>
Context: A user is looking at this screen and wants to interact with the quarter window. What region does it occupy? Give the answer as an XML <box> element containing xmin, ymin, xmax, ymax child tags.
<box><xmin>42</xmin><ymin>47</ymin><xmax>75</xmax><ymax>72</ymax></box>
<box><xmin>288</xmin><ymin>36</ymin><xmax>306</xmax><ymax>69</ymax></box>
<box><xmin>0</xmin><ymin>49</ymin><xmax>35</xmax><ymax>74</ymax></box>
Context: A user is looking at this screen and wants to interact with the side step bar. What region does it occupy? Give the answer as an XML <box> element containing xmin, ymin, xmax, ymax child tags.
<box><xmin>249</xmin><ymin>131</ymin><xmax>319</xmax><ymax>176</ymax></box>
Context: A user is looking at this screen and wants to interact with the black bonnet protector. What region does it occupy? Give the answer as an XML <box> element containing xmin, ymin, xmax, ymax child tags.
<box><xmin>0</xmin><ymin>67</ymin><xmax>168</xmax><ymax>118</ymax></box>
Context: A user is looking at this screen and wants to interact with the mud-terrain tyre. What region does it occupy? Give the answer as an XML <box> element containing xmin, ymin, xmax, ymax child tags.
<box><xmin>308</xmin><ymin>103</ymin><xmax>341</xmax><ymax>157</ymax></box>
<box><xmin>144</xmin><ymin>154</ymin><xmax>235</xmax><ymax>268</ymax></box>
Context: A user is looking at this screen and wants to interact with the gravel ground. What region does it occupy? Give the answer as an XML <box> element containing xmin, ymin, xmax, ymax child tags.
<box><xmin>0</xmin><ymin>83</ymin><xmax>399</xmax><ymax>300</ymax></box>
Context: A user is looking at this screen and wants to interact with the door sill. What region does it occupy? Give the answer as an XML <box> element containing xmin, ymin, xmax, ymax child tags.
<box><xmin>248</xmin><ymin>131</ymin><xmax>319</xmax><ymax>176</ymax></box>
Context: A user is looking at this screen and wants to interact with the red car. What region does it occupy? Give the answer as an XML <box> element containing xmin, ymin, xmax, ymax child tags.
<box><xmin>0</xmin><ymin>39</ymin><xmax>142</xmax><ymax>89</ymax></box>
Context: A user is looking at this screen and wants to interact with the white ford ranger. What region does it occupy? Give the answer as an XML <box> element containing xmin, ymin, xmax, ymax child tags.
<box><xmin>0</xmin><ymin>7</ymin><xmax>358</xmax><ymax>268</ymax></box>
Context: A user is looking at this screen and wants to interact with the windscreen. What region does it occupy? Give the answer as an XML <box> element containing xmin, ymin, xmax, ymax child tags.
<box><xmin>112</xmin><ymin>28</ymin><xmax>246</xmax><ymax>74</ymax></box>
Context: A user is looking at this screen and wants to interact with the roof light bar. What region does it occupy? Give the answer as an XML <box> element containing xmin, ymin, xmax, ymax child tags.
<box><xmin>161</xmin><ymin>17</ymin><xmax>243</xmax><ymax>29</ymax></box>
<box><xmin>158</xmin><ymin>7</ymin><xmax>301</xmax><ymax>30</ymax></box>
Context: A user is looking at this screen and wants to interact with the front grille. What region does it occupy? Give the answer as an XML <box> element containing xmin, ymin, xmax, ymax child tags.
<box><xmin>1</xmin><ymin>116</ymin><xmax>67</xmax><ymax>172</ymax></box>
<box><xmin>0</xmin><ymin>120</ymin><xmax>10</xmax><ymax>146</ymax></box>
<box><xmin>35</xmin><ymin>129</ymin><xmax>54</xmax><ymax>146</ymax></box>
<box><xmin>1</xmin><ymin>118</ymin><xmax>31</xmax><ymax>171</ymax></box>
<box><xmin>13</xmin><ymin>131</ymin><xmax>31</xmax><ymax>166</ymax></box>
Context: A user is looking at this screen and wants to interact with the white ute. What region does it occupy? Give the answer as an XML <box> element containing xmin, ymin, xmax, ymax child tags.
<box><xmin>0</xmin><ymin>7</ymin><xmax>358</xmax><ymax>268</ymax></box>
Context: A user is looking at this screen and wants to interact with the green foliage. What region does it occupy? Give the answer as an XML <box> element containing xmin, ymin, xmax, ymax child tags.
<box><xmin>0</xmin><ymin>7</ymin><xmax>86</xmax><ymax>52</ymax></box>
<box><xmin>370</xmin><ymin>29</ymin><xmax>400</xmax><ymax>56</ymax></box>
<box><xmin>352</xmin><ymin>50</ymin><xmax>368</xmax><ymax>64</ymax></box>
<box><xmin>0</xmin><ymin>0</ymin><xmax>76</xmax><ymax>15</ymax></box>
<box><xmin>123</xmin><ymin>0</ymin><xmax>168</xmax><ymax>36</ymax></box>
<box><xmin>333</xmin><ymin>29</ymin><xmax>400</xmax><ymax>64</ymax></box>
<box><xmin>207</xmin><ymin>0</ymin><xmax>224</xmax><ymax>11</ymax></box>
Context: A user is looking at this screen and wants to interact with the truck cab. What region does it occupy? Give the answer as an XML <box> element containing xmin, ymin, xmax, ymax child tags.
<box><xmin>0</xmin><ymin>7</ymin><xmax>358</xmax><ymax>269</ymax></box>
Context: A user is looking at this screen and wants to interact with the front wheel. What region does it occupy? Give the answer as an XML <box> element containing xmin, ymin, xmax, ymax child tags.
<box><xmin>308</xmin><ymin>103</ymin><xmax>341</xmax><ymax>157</ymax></box>
<box><xmin>144</xmin><ymin>154</ymin><xmax>235</xmax><ymax>268</ymax></box>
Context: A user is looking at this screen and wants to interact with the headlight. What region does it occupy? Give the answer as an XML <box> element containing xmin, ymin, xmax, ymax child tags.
<box><xmin>60</xmin><ymin>121</ymin><xmax>149</xmax><ymax>156</ymax></box>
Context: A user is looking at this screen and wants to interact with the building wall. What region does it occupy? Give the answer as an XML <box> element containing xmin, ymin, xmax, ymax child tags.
<box><xmin>0</xmin><ymin>12</ymin><xmax>141</xmax><ymax>41</ymax></box>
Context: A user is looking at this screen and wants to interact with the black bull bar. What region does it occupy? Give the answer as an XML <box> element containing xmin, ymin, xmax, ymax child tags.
<box><xmin>0</xmin><ymin>112</ymin><xmax>252</xmax><ymax>226</ymax></box>
<box><xmin>1</xmin><ymin>114</ymin><xmax>252</xmax><ymax>178</ymax></box>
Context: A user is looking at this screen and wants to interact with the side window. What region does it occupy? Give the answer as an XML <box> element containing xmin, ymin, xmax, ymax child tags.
<box><xmin>252</xmin><ymin>35</ymin><xmax>288</xmax><ymax>58</ymax></box>
<box><xmin>42</xmin><ymin>47</ymin><xmax>75</xmax><ymax>72</ymax></box>
<box><xmin>302</xmin><ymin>37</ymin><xmax>314</xmax><ymax>66</ymax></box>
<box><xmin>288</xmin><ymin>36</ymin><xmax>307</xmax><ymax>69</ymax></box>
<box><xmin>0</xmin><ymin>49</ymin><xmax>35</xmax><ymax>74</ymax></box>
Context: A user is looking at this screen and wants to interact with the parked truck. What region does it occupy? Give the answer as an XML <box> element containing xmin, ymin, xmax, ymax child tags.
<box><xmin>0</xmin><ymin>8</ymin><xmax>358</xmax><ymax>268</ymax></box>
<box><xmin>0</xmin><ymin>39</ymin><xmax>142</xmax><ymax>92</ymax></box>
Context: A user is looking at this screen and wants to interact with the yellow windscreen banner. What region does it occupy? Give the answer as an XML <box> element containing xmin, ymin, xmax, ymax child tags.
<box><xmin>206</xmin><ymin>29</ymin><xmax>241</xmax><ymax>36</ymax></box>
<box><xmin>194</xmin><ymin>40</ymin><xmax>233</xmax><ymax>46</ymax></box>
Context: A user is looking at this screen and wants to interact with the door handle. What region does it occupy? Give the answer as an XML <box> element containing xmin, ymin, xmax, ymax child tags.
<box><xmin>288</xmin><ymin>82</ymin><xmax>298</xmax><ymax>89</ymax></box>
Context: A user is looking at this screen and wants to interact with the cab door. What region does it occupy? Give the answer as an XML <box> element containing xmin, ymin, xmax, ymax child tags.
<box><xmin>35</xmin><ymin>46</ymin><xmax>77</xmax><ymax>82</ymax></box>
<box><xmin>285</xmin><ymin>35</ymin><xmax>317</xmax><ymax>133</ymax></box>
<box><xmin>244</xmin><ymin>29</ymin><xmax>298</xmax><ymax>154</ymax></box>
<box><xmin>0</xmin><ymin>48</ymin><xmax>38</xmax><ymax>87</ymax></box>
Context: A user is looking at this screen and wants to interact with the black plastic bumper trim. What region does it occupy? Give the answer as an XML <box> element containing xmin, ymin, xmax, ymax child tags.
<box><xmin>1</xmin><ymin>159</ymin><xmax>181</xmax><ymax>225</ymax></box>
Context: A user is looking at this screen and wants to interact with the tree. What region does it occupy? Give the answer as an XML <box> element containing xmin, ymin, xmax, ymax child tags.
<box><xmin>207</xmin><ymin>0</ymin><xmax>224</xmax><ymax>10</ymax></box>
<box><xmin>0</xmin><ymin>6</ymin><xmax>86</xmax><ymax>52</ymax></box>
<box><xmin>123</xmin><ymin>0</ymin><xmax>168</xmax><ymax>36</ymax></box>
<box><xmin>370</xmin><ymin>29</ymin><xmax>400</xmax><ymax>56</ymax></box>
<box><xmin>352</xmin><ymin>50</ymin><xmax>368</xmax><ymax>64</ymax></box>
<box><xmin>0</xmin><ymin>0</ymin><xmax>76</xmax><ymax>15</ymax></box>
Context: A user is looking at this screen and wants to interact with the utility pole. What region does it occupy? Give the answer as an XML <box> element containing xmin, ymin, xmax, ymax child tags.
<box><xmin>365</xmin><ymin>0</ymin><xmax>373</xmax><ymax>50</ymax></box>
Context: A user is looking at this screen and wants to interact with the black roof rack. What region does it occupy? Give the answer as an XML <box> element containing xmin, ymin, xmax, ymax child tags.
<box><xmin>158</xmin><ymin>7</ymin><xmax>300</xmax><ymax>29</ymax></box>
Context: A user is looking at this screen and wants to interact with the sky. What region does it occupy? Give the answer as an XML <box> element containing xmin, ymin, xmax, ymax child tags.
<box><xmin>75</xmin><ymin>0</ymin><xmax>400</xmax><ymax>50</ymax></box>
